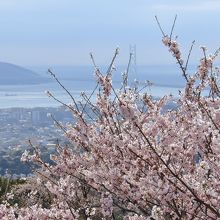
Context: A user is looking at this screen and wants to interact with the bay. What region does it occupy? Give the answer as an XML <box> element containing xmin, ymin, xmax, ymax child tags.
<box><xmin>0</xmin><ymin>82</ymin><xmax>183</xmax><ymax>108</ymax></box>
<box><xmin>0</xmin><ymin>65</ymin><xmax>188</xmax><ymax>108</ymax></box>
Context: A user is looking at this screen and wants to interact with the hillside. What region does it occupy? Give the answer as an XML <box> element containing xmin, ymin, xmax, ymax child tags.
<box><xmin>0</xmin><ymin>62</ymin><xmax>48</xmax><ymax>85</ymax></box>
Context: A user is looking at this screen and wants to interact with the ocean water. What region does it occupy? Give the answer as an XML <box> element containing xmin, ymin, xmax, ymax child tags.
<box><xmin>0</xmin><ymin>65</ymin><xmax>188</xmax><ymax>108</ymax></box>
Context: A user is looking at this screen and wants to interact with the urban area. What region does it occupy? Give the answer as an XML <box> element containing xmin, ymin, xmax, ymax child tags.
<box><xmin>0</xmin><ymin>107</ymin><xmax>74</xmax><ymax>177</ymax></box>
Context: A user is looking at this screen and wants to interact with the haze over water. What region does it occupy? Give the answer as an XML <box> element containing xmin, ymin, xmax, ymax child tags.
<box><xmin>0</xmin><ymin>1</ymin><xmax>218</xmax><ymax>109</ymax></box>
<box><xmin>0</xmin><ymin>65</ymin><xmax>188</xmax><ymax>108</ymax></box>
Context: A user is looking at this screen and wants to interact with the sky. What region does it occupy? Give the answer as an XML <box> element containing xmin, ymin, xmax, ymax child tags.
<box><xmin>0</xmin><ymin>0</ymin><xmax>219</xmax><ymax>67</ymax></box>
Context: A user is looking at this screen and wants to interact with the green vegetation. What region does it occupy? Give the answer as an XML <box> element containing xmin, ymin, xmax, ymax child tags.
<box><xmin>0</xmin><ymin>177</ymin><xmax>26</xmax><ymax>204</ymax></box>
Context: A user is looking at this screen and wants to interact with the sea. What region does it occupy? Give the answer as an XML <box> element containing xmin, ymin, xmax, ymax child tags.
<box><xmin>0</xmin><ymin>65</ymin><xmax>190</xmax><ymax>108</ymax></box>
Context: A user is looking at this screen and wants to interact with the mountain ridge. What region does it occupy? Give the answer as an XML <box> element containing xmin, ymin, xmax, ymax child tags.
<box><xmin>0</xmin><ymin>62</ymin><xmax>48</xmax><ymax>85</ymax></box>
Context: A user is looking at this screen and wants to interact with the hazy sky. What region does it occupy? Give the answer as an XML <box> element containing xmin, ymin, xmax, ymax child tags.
<box><xmin>0</xmin><ymin>0</ymin><xmax>220</xmax><ymax>66</ymax></box>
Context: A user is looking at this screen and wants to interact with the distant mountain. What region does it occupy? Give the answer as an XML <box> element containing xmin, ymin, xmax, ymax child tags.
<box><xmin>0</xmin><ymin>62</ymin><xmax>48</xmax><ymax>85</ymax></box>
<box><xmin>36</xmin><ymin>65</ymin><xmax>186</xmax><ymax>87</ymax></box>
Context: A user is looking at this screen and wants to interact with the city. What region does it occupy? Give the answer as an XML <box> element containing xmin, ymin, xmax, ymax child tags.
<box><xmin>0</xmin><ymin>107</ymin><xmax>74</xmax><ymax>176</ymax></box>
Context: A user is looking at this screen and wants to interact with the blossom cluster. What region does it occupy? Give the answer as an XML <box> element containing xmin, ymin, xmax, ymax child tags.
<box><xmin>1</xmin><ymin>27</ymin><xmax>220</xmax><ymax>220</ymax></box>
<box><xmin>162</xmin><ymin>36</ymin><xmax>183</xmax><ymax>64</ymax></box>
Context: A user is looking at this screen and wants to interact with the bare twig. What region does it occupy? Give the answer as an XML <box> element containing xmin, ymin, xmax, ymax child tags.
<box><xmin>155</xmin><ymin>15</ymin><xmax>166</xmax><ymax>37</ymax></box>
<box><xmin>48</xmin><ymin>69</ymin><xmax>80</xmax><ymax>112</ymax></box>
<box><xmin>50</xmin><ymin>114</ymin><xmax>68</xmax><ymax>135</ymax></box>
<box><xmin>81</xmin><ymin>83</ymin><xmax>99</xmax><ymax>115</ymax></box>
<box><xmin>106</xmin><ymin>47</ymin><xmax>119</xmax><ymax>76</ymax></box>
<box><xmin>169</xmin><ymin>15</ymin><xmax>177</xmax><ymax>40</ymax></box>
<box><xmin>123</xmin><ymin>52</ymin><xmax>133</xmax><ymax>92</ymax></box>
<box><xmin>201</xmin><ymin>47</ymin><xmax>207</xmax><ymax>63</ymax></box>
<box><xmin>46</xmin><ymin>91</ymin><xmax>75</xmax><ymax>112</ymax></box>
<box><xmin>185</xmin><ymin>40</ymin><xmax>195</xmax><ymax>72</ymax></box>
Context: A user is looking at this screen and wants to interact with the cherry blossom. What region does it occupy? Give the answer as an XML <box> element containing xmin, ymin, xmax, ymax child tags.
<box><xmin>1</xmin><ymin>23</ymin><xmax>220</xmax><ymax>220</ymax></box>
